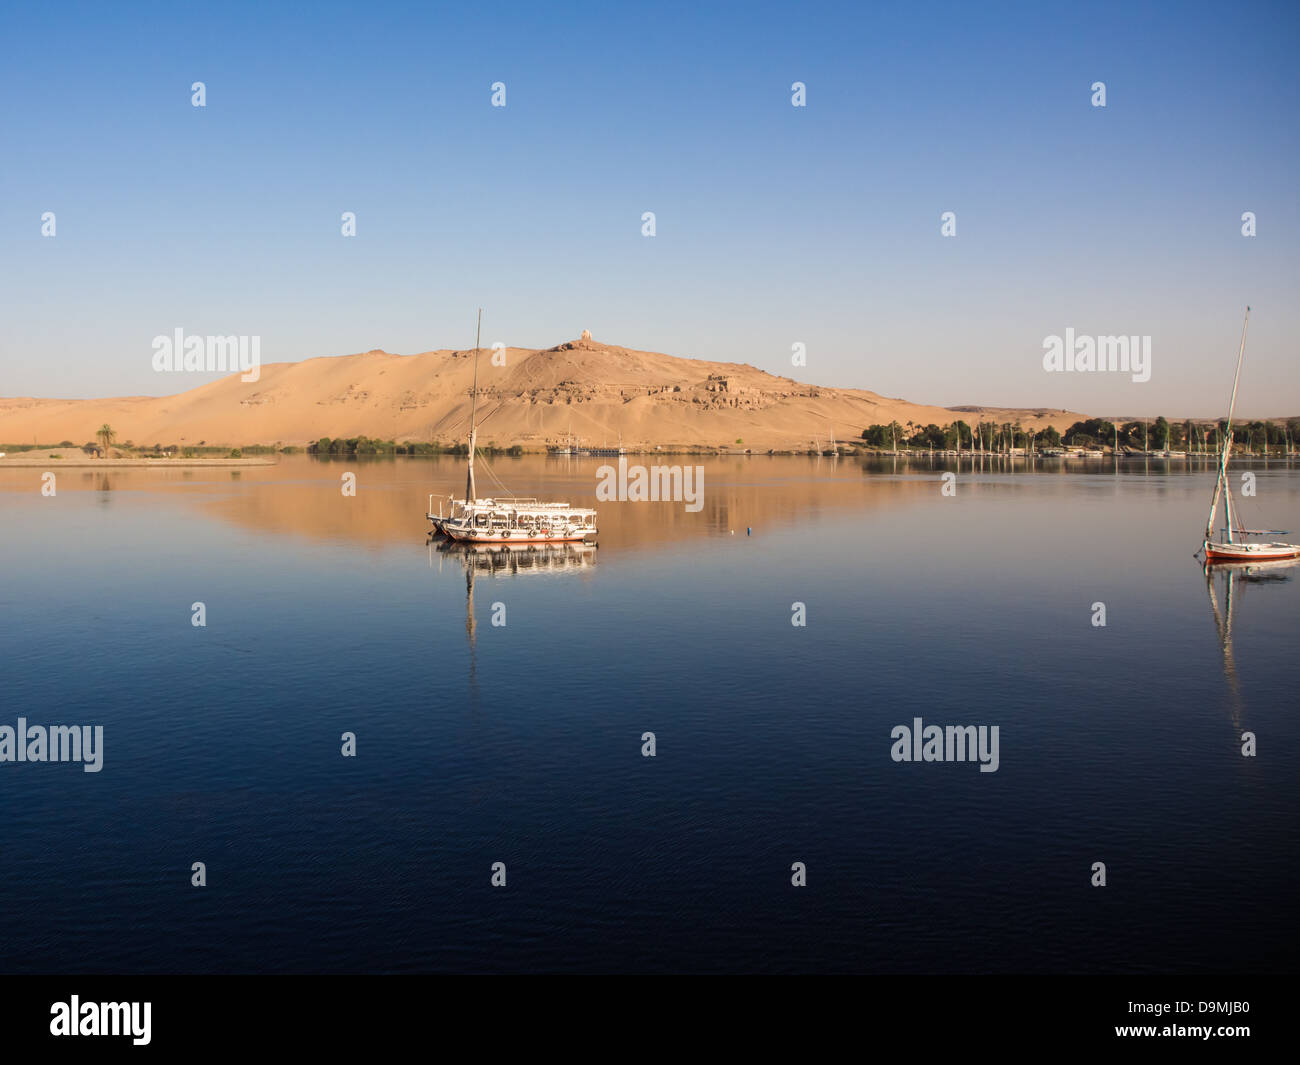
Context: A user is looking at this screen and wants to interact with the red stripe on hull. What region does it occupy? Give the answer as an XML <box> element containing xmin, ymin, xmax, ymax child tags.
<box><xmin>1205</xmin><ymin>546</ymin><xmax>1300</xmax><ymax>561</ymax></box>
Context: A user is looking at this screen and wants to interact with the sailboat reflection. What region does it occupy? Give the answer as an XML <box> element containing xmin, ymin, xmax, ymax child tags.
<box><xmin>1202</xmin><ymin>555</ymin><xmax>1298</xmax><ymax>731</ymax></box>
<box><xmin>432</xmin><ymin>539</ymin><xmax>598</xmax><ymax>580</ymax></box>
<box><xmin>428</xmin><ymin>538</ymin><xmax>598</xmax><ymax>698</ymax></box>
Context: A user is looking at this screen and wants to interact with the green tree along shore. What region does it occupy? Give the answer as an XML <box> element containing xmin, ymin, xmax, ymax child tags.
<box><xmin>308</xmin><ymin>436</ymin><xmax>523</xmax><ymax>457</ymax></box>
<box><xmin>861</xmin><ymin>419</ymin><xmax>1061</xmax><ymax>451</ymax></box>
<box><xmin>859</xmin><ymin>417</ymin><xmax>1300</xmax><ymax>454</ymax></box>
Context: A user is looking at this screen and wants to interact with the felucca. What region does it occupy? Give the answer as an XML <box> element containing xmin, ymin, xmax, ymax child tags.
<box><xmin>1201</xmin><ymin>307</ymin><xmax>1299</xmax><ymax>563</ymax></box>
<box><xmin>428</xmin><ymin>312</ymin><xmax>598</xmax><ymax>544</ymax></box>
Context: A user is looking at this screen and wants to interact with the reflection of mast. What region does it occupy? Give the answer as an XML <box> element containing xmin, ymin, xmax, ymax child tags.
<box><xmin>1203</xmin><ymin>563</ymin><xmax>1242</xmax><ymax>732</ymax></box>
<box><xmin>1203</xmin><ymin>555</ymin><xmax>1298</xmax><ymax>735</ymax></box>
<box><xmin>444</xmin><ymin>540</ymin><xmax>599</xmax><ymax>698</ymax></box>
<box><xmin>465</xmin><ymin>562</ymin><xmax>478</xmax><ymax>693</ymax></box>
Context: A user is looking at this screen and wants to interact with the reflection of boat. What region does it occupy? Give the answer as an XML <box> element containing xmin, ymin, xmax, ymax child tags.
<box><xmin>1201</xmin><ymin>307</ymin><xmax>1300</xmax><ymax>563</ymax></box>
<box><xmin>1205</xmin><ymin>555</ymin><xmax>1300</xmax><ymax>580</ymax></box>
<box><xmin>428</xmin><ymin>311</ymin><xmax>598</xmax><ymax>544</ymax></box>
<box><xmin>1202</xmin><ymin>555</ymin><xmax>1298</xmax><ymax>732</ymax></box>
<box><xmin>434</xmin><ymin>538</ymin><xmax>597</xmax><ymax>577</ymax></box>
<box><xmin>432</xmin><ymin>539</ymin><xmax>597</xmax><ymax>694</ymax></box>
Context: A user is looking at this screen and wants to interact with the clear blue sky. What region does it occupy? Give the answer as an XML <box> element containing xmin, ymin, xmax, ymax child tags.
<box><xmin>2</xmin><ymin>0</ymin><xmax>1297</xmax><ymax>416</ymax></box>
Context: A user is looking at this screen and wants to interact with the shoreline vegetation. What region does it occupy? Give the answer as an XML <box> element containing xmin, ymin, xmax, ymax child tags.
<box><xmin>858</xmin><ymin>416</ymin><xmax>1300</xmax><ymax>457</ymax></box>
<box><xmin>4</xmin><ymin>413</ymin><xmax>1298</xmax><ymax>465</ymax></box>
<box><xmin>262</xmin><ymin>418</ymin><xmax>1300</xmax><ymax>458</ymax></box>
<box><xmin>0</xmin><ymin>438</ymin><xmax>285</xmax><ymax>467</ymax></box>
<box><xmin>0</xmin><ymin>452</ymin><xmax>277</xmax><ymax>468</ymax></box>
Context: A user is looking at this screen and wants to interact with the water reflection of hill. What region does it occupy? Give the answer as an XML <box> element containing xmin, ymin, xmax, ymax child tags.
<box><xmin>193</xmin><ymin>456</ymin><xmax>931</xmax><ymax>553</ymax></box>
<box><xmin>0</xmin><ymin>455</ymin><xmax>935</xmax><ymax>553</ymax></box>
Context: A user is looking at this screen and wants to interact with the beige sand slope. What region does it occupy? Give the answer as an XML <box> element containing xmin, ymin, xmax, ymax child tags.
<box><xmin>0</xmin><ymin>336</ymin><xmax>1083</xmax><ymax>450</ymax></box>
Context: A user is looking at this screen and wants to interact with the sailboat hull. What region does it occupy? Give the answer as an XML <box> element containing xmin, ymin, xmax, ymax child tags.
<box><xmin>444</xmin><ymin>526</ymin><xmax>595</xmax><ymax>545</ymax></box>
<box><xmin>1204</xmin><ymin>540</ymin><xmax>1300</xmax><ymax>562</ymax></box>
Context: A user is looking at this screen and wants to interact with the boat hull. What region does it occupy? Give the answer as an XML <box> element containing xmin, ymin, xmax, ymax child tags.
<box><xmin>1204</xmin><ymin>540</ymin><xmax>1300</xmax><ymax>562</ymax></box>
<box><xmin>444</xmin><ymin>528</ymin><xmax>595</xmax><ymax>545</ymax></box>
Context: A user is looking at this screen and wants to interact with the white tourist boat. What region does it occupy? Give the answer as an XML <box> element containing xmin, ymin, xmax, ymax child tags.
<box><xmin>428</xmin><ymin>312</ymin><xmax>598</xmax><ymax>545</ymax></box>
<box><xmin>1201</xmin><ymin>307</ymin><xmax>1299</xmax><ymax>564</ymax></box>
<box><xmin>431</xmin><ymin>494</ymin><xmax>598</xmax><ymax>544</ymax></box>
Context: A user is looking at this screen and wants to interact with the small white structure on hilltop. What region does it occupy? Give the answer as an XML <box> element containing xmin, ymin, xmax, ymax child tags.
<box><xmin>580</xmin><ymin>329</ymin><xmax>592</xmax><ymax>340</ymax></box>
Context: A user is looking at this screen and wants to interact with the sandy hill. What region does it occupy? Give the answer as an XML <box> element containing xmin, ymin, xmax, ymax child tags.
<box><xmin>0</xmin><ymin>336</ymin><xmax>1083</xmax><ymax>450</ymax></box>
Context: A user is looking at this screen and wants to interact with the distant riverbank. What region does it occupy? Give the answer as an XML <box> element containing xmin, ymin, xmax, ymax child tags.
<box><xmin>0</xmin><ymin>449</ymin><xmax>276</xmax><ymax>468</ymax></box>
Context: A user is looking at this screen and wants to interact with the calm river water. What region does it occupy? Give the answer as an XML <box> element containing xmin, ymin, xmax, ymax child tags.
<box><xmin>1</xmin><ymin>454</ymin><xmax>1296</xmax><ymax>972</ymax></box>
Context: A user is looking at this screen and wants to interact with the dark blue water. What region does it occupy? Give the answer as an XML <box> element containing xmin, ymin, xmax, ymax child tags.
<box><xmin>1</xmin><ymin>456</ymin><xmax>1297</xmax><ymax>972</ymax></box>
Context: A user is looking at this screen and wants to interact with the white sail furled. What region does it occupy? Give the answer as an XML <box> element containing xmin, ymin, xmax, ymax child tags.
<box><xmin>1205</xmin><ymin>307</ymin><xmax>1250</xmax><ymax>543</ymax></box>
<box><xmin>465</xmin><ymin>309</ymin><xmax>481</xmax><ymax>502</ymax></box>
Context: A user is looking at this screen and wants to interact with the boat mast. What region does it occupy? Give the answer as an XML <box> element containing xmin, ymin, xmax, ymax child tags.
<box><xmin>465</xmin><ymin>308</ymin><xmax>482</xmax><ymax>502</ymax></box>
<box><xmin>1205</xmin><ymin>306</ymin><xmax>1251</xmax><ymax>543</ymax></box>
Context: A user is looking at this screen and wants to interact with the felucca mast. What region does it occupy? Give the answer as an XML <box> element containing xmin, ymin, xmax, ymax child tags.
<box><xmin>1205</xmin><ymin>306</ymin><xmax>1251</xmax><ymax>543</ymax></box>
<box><xmin>466</xmin><ymin>308</ymin><xmax>482</xmax><ymax>502</ymax></box>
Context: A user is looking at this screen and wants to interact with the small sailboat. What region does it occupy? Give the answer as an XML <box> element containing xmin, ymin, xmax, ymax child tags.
<box><xmin>548</xmin><ymin>420</ymin><xmax>584</xmax><ymax>456</ymax></box>
<box><xmin>821</xmin><ymin>425</ymin><xmax>839</xmax><ymax>457</ymax></box>
<box><xmin>428</xmin><ymin>312</ymin><xmax>598</xmax><ymax>544</ymax></box>
<box><xmin>1201</xmin><ymin>307</ymin><xmax>1299</xmax><ymax>563</ymax></box>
